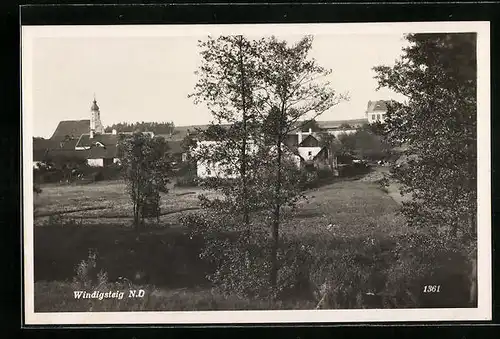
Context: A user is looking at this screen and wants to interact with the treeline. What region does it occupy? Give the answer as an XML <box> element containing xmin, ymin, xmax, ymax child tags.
<box><xmin>104</xmin><ymin>121</ymin><xmax>175</xmax><ymax>135</ymax></box>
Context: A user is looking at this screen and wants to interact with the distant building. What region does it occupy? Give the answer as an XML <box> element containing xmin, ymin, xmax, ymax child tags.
<box><xmin>33</xmin><ymin>97</ymin><xmax>152</xmax><ymax>168</ymax></box>
<box><xmin>365</xmin><ymin>100</ymin><xmax>391</xmax><ymax>123</ymax></box>
<box><xmin>316</xmin><ymin>119</ymin><xmax>367</xmax><ymax>137</ymax></box>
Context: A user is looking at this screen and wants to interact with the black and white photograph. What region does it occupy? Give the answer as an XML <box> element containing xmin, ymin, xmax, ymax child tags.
<box><xmin>22</xmin><ymin>22</ymin><xmax>491</xmax><ymax>324</ymax></box>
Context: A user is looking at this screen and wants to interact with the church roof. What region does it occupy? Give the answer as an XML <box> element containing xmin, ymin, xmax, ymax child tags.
<box><xmin>50</xmin><ymin>120</ymin><xmax>90</xmax><ymax>141</ymax></box>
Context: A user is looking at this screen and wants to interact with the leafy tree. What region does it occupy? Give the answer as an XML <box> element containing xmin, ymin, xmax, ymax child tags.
<box><xmin>339</xmin><ymin>123</ymin><xmax>352</xmax><ymax>129</ymax></box>
<box><xmin>301</xmin><ymin>119</ymin><xmax>321</xmax><ymax>132</ymax></box>
<box><xmin>317</xmin><ymin>132</ymin><xmax>341</xmax><ymax>169</ymax></box>
<box><xmin>256</xmin><ymin>35</ymin><xmax>348</xmax><ymax>289</ymax></box>
<box><xmin>117</xmin><ymin>133</ymin><xmax>172</xmax><ymax>231</ymax></box>
<box><xmin>105</xmin><ymin>121</ymin><xmax>175</xmax><ymax>135</ymax></box>
<box><xmin>190</xmin><ymin>35</ymin><xmax>264</xmax><ymax>225</ymax></box>
<box><xmin>373</xmin><ymin>33</ymin><xmax>477</xmax><ymax>304</ymax></box>
<box><xmin>337</xmin><ymin>129</ymin><xmax>391</xmax><ymax>160</ymax></box>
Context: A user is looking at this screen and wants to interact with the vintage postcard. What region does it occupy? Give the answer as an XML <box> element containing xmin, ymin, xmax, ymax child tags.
<box><xmin>22</xmin><ymin>21</ymin><xmax>491</xmax><ymax>325</ymax></box>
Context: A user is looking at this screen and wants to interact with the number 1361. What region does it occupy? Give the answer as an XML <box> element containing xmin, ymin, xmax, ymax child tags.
<box><xmin>423</xmin><ymin>285</ymin><xmax>441</xmax><ymax>293</ymax></box>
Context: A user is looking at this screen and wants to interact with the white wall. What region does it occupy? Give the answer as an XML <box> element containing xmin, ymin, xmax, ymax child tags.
<box><xmin>87</xmin><ymin>158</ymin><xmax>104</xmax><ymax>167</ymax></box>
<box><xmin>196</xmin><ymin>160</ymin><xmax>238</xmax><ymax>179</ymax></box>
<box><xmin>367</xmin><ymin>111</ymin><xmax>387</xmax><ymax>123</ymax></box>
<box><xmin>297</xmin><ymin>147</ymin><xmax>322</xmax><ymax>161</ymax></box>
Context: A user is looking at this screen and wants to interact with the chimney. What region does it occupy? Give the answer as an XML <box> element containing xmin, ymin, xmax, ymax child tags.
<box><xmin>308</xmin><ymin>128</ymin><xmax>312</xmax><ymax>134</ymax></box>
<box><xmin>298</xmin><ymin>131</ymin><xmax>303</xmax><ymax>145</ymax></box>
<box><xmin>112</xmin><ymin>129</ymin><xmax>117</xmax><ymax>135</ymax></box>
<box><xmin>90</xmin><ymin>130</ymin><xmax>94</xmax><ymax>139</ymax></box>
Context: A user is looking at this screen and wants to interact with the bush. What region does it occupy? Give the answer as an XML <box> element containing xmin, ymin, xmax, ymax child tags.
<box><xmin>176</xmin><ymin>173</ymin><xmax>198</xmax><ymax>187</ymax></box>
<box><xmin>182</xmin><ymin>211</ymin><xmax>315</xmax><ymax>300</ymax></box>
<box><xmin>33</xmin><ymin>184</ymin><xmax>42</xmax><ymax>194</ymax></box>
<box><xmin>299</xmin><ymin>171</ymin><xmax>319</xmax><ymax>190</ymax></box>
<box><xmin>338</xmin><ymin>163</ymin><xmax>371</xmax><ymax>178</ymax></box>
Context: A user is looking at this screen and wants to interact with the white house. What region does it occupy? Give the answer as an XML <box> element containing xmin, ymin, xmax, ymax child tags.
<box><xmin>365</xmin><ymin>100</ymin><xmax>390</xmax><ymax>123</ymax></box>
<box><xmin>193</xmin><ymin>140</ymin><xmax>301</xmax><ymax>179</ymax></box>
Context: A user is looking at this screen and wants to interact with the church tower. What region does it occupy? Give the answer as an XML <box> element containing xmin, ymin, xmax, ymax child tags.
<box><xmin>90</xmin><ymin>95</ymin><xmax>104</xmax><ymax>138</ymax></box>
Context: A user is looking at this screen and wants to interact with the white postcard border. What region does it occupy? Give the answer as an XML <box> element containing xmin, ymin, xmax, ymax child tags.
<box><xmin>22</xmin><ymin>21</ymin><xmax>491</xmax><ymax>325</ymax></box>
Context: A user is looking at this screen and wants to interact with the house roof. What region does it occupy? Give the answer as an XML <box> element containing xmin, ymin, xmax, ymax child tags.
<box><xmin>166</xmin><ymin>140</ymin><xmax>183</xmax><ymax>154</ymax></box>
<box><xmin>42</xmin><ymin>145</ymin><xmax>118</xmax><ymax>161</ymax></box>
<box><xmin>50</xmin><ymin>120</ymin><xmax>90</xmax><ymax>140</ymax></box>
<box><xmin>33</xmin><ymin>138</ymin><xmax>80</xmax><ymax>161</ymax></box>
<box><xmin>366</xmin><ymin>100</ymin><xmax>389</xmax><ymax>113</ymax></box>
<box><xmin>299</xmin><ymin>134</ymin><xmax>320</xmax><ymax>147</ymax></box>
<box><xmin>45</xmin><ymin>149</ymin><xmax>90</xmax><ymax>161</ymax></box>
<box><xmin>75</xmin><ymin>133</ymin><xmax>120</xmax><ymax>149</ymax></box>
<box><xmin>33</xmin><ymin>148</ymin><xmax>50</xmax><ymax>162</ymax></box>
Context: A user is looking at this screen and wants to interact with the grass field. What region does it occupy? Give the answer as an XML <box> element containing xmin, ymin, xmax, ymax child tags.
<box><xmin>32</xmin><ymin>174</ymin><xmax>472</xmax><ymax>311</ymax></box>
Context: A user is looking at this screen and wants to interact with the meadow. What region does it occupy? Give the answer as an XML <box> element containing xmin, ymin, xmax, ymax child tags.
<box><xmin>32</xmin><ymin>172</ymin><xmax>472</xmax><ymax>311</ymax></box>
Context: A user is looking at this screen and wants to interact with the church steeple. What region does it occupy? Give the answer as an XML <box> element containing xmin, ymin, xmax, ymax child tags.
<box><xmin>90</xmin><ymin>95</ymin><xmax>104</xmax><ymax>138</ymax></box>
<box><xmin>91</xmin><ymin>93</ymin><xmax>99</xmax><ymax>111</ymax></box>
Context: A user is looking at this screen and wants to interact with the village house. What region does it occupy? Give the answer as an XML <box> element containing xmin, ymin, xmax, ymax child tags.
<box><xmin>33</xmin><ymin>97</ymin><xmax>153</xmax><ymax>168</ymax></box>
<box><xmin>183</xmin><ymin>99</ymin><xmax>392</xmax><ymax>178</ymax></box>
<box><xmin>365</xmin><ymin>99</ymin><xmax>391</xmax><ymax>123</ymax></box>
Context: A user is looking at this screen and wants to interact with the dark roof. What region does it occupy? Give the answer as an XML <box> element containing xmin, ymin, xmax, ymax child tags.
<box><xmin>163</xmin><ymin>123</ymin><xmax>232</xmax><ymax>141</ymax></box>
<box><xmin>45</xmin><ymin>149</ymin><xmax>89</xmax><ymax>161</ymax></box>
<box><xmin>42</xmin><ymin>147</ymin><xmax>117</xmax><ymax>161</ymax></box>
<box><xmin>366</xmin><ymin>100</ymin><xmax>389</xmax><ymax>113</ymax></box>
<box><xmin>33</xmin><ymin>138</ymin><xmax>58</xmax><ymax>151</ymax></box>
<box><xmin>299</xmin><ymin>134</ymin><xmax>320</xmax><ymax>147</ymax></box>
<box><xmin>166</xmin><ymin>140</ymin><xmax>183</xmax><ymax>154</ymax></box>
<box><xmin>75</xmin><ymin>133</ymin><xmax>120</xmax><ymax>148</ymax></box>
<box><xmin>51</xmin><ymin>120</ymin><xmax>90</xmax><ymax>140</ymax></box>
<box><xmin>33</xmin><ymin>138</ymin><xmax>80</xmax><ymax>161</ymax></box>
<box><xmin>33</xmin><ymin>148</ymin><xmax>49</xmax><ymax>162</ymax></box>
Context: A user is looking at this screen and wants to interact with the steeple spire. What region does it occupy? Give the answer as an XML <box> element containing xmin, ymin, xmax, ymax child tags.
<box><xmin>90</xmin><ymin>94</ymin><xmax>104</xmax><ymax>137</ymax></box>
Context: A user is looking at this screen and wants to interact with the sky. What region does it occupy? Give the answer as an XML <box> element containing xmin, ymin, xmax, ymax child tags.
<box><xmin>29</xmin><ymin>30</ymin><xmax>409</xmax><ymax>138</ymax></box>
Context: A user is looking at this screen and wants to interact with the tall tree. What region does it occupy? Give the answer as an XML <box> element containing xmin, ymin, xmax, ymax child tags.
<box><xmin>373</xmin><ymin>33</ymin><xmax>477</xmax><ymax>304</ymax></box>
<box><xmin>117</xmin><ymin>133</ymin><xmax>171</xmax><ymax>231</ymax></box>
<box><xmin>256</xmin><ymin>35</ymin><xmax>348</xmax><ymax>288</ymax></box>
<box><xmin>190</xmin><ymin>35</ymin><xmax>263</xmax><ymax>225</ymax></box>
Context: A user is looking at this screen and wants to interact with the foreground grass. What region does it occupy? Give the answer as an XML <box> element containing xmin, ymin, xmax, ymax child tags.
<box><xmin>34</xmin><ymin>282</ymin><xmax>316</xmax><ymax>312</ymax></box>
<box><xmin>34</xmin><ymin>180</ymin><xmax>219</xmax><ymax>226</ymax></box>
<box><xmin>33</xmin><ymin>178</ymin><xmax>473</xmax><ymax>311</ymax></box>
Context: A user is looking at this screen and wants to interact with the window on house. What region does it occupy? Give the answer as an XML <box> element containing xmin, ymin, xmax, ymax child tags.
<box><xmin>308</xmin><ymin>151</ymin><xmax>312</xmax><ymax>156</ymax></box>
<box><xmin>377</xmin><ymin>114</ymin><xmax>381</xmax><ymax>120</ymax></box>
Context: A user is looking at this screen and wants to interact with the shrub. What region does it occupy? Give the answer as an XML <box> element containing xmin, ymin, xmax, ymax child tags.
<box><xmin>182</xmin><ymin>211</ymin><xmax>316</xmax><ymax>300</ymax></box>
<box><xmin>338</xmin><ymin>163</ymin><xmax>371</xmax><ymax>178</ymax></box>
<box><xmin>299</xmin><ymin>170</ymin><xmax>319</xmax><ymax>190</ymax></box>
<box><xmin>72</xmin><ymin>248</ymin><xmax>106</xmax><ymax>290</ymax></box>
<box><xmin>176</xmin><ymin>173</ymin><xmax>198</xmax><ymax>187</ymax></box>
